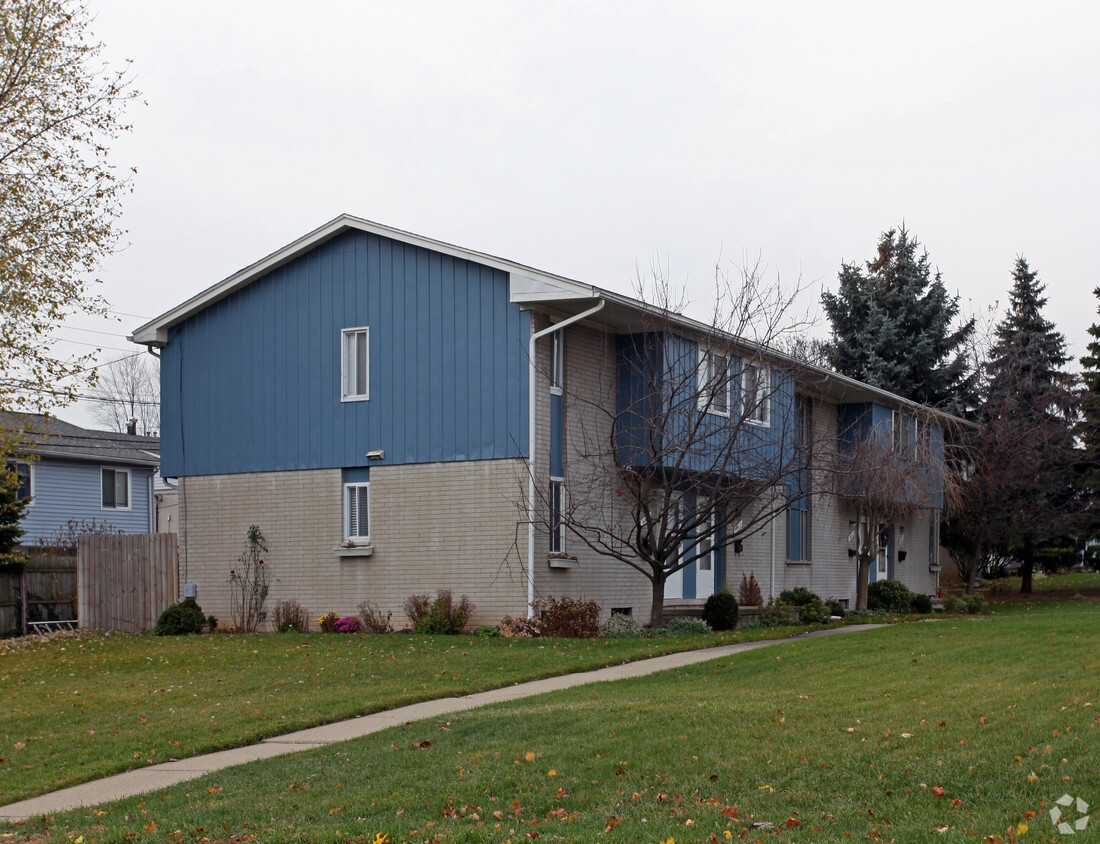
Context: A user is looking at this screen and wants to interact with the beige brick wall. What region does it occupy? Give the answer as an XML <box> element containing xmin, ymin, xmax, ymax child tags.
<box><xmin>177</xmin><ymin>460</ymin><xmax>529</xmax><ymax>630</ymax></box>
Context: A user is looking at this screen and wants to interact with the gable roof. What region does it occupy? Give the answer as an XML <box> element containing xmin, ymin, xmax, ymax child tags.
<box><xmin>129</xmin><ymin>213</ymin><xmax>970</xmax><ymax>427</ymax></box>
<box><xmin>130</xmin><ymin>214</ymin><xmax>601</xmax><ymax>348</ymax></box>
<box><xmin>1</xmin><ymin>413</ymin><xmax>160</xmax><ymax>467</ymax></box>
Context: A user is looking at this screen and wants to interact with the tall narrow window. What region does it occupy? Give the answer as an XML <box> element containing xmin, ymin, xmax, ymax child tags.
<box><xmin>549</xmin><ymin>478</ymin><xmax>564</xmax><ymax>554</ymax></box>
<box><xmin>742</xmin><ymin>362</ymin><xmax>770</xmax><ymax>425</ymax></box>
<box><xmin>698</xmin><ymin>348</ymin><xmax>730</xmax><ymax>415</ymax></box>
<box><xmin>892</xmin><ymin>411</ymin><xmax>912</xmax><ymax>455</ymax></box>
<box><xmin>101</xmin><ymin>468</ymin><xmax>130</xmax><ymax>509</ymax></box>
<box><xmin>550</xmin><ymin>329</ymin><xmax>563</xmax><ymax>395</ymax></box>
<box><xmin>341</xmin><ymin>327</ymin><xmax>369</xmax><ymax>401</ymax></box>
<box><xmin>787</xmin><ymin>498</ymin><xmax>812</xmax><ymax>561</ymax></box>
<box><xmin>929</xmin><ymin>511</ymin><xmax>939</xmax><ymax>567</ymax></box>
<box><xmin>345</xmin><ymin>482</ymin><xmax>370</xmax><ymax>542</ymax></box>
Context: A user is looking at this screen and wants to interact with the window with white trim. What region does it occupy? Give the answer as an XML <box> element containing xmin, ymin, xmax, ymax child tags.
<box><xmin>549</xmin><ymin>478</ymin><xmax>564</xmax><ymax>554</ymax></box>
<box><xmin>698</xmin><ymin>347</ymin><xmax>730</xmax><ymax>415</ymax></box>
<box><xmin>929</xmin><ymin>511</ymin><xmax>939</xmax><ymax>566</ymax></box>
<box><xmin>892</xmin><ymin>410</ymin><xmax>913</xmax><ymax>455</ymax></box>
<box><xmin>742</xmin><ymin>362</ymin><xmax>770</xmax><ymax>425</ymax></box>
<box><xmin>341</xmin><ymin>327</ymin><xmax>369</xmax><ymax>401</ymax></box>
<box><xmin>345</xmin><ymin>482</ymin><xmax>370</xmax><ymax>542</ymax></box>
<box><xmin>6</xmin><ymin>461</ymin><xmax>32</xmax><ymax>504</ymax></box>
<box><xmin>101</xmin><ymin>468</ymin><xmax>130</xmax><ymax>510</ymax></box>
<box><xmin>550</xmin><ymin>329</ymin><xmax>563</xmax><ymax>395</ymax></box>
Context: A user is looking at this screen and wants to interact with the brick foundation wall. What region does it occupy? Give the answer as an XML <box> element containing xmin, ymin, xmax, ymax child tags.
<box><xmin>177</xmin><ymin>460</ymin><xmax>529</xmax><ymax>630</ymax></box>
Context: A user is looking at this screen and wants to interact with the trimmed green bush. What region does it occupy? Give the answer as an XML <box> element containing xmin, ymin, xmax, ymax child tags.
<box><xmin>779</xmin><ymin>587</ymin><xmax>828</xmax><ymax>624</ymax></box>
<box><xmin>943</xmin><ymin>594</ymin><xmax>966</xmax><ymax>614</ymax></box>
<box><xmin>153</xmin><ymin>598</ymin><xmax>206</xmax><ymax>636</ymax></box>
<box><xmin>761</xmin><ymin>597</ymin><xmax>795</xmax><ymax>626</ymax></box>
<box><xmin>701</xmin><ymin>589</ymin><xmax>739</xmax><ymax>631</ymax></box>
<box><xmin>867</xmin><ymin>579</ymin><xmax>915</xmax><ymax>614</ymax></box>
<box><xmin>965</xmin><ymin>594</ymin><xmax>986</xmax><ymax>614</ymax></box>
<box><xmin>825</xmin><ymin>599</ymin><xmax>846</xmax><ymax>619</ymax></box>
<box><xmin>910</xmin><ymin>594</ymin><xmax>933</xmax><ymax>614</ymax></box>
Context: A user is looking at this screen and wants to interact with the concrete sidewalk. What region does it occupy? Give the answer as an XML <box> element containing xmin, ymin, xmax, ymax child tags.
<box><xmin>0</xmin><ymin>624</ymin><xmax>882</xmax><ymax>822</ymax></box>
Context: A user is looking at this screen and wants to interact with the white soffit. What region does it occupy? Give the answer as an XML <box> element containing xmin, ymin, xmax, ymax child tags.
<box><xmin>508</xmin><ymin>273</ymin><xmax>596</xmax><ymax>303</ymax></box>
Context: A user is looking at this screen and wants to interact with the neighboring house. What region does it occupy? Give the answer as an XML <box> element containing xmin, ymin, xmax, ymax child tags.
<box><xmin>1</xmin><ymin>413</ymin><xmax>159</xmax><ymax>544</ymax></box>
<box><xmin>131</xmin><ymin>215</ymin><xmax>957</xmax><ymax>627</ymax></box>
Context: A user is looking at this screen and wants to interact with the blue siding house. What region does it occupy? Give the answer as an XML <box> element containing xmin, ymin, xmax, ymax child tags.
<box><xmin>2</xmin><ymin>413</ymin><xmax>158</xmax><ymax>544</ymax></box>
<box><xmin>132</xmin><ymin>215</ymin><xmax>956</xmax><ymax>627</ymax></box>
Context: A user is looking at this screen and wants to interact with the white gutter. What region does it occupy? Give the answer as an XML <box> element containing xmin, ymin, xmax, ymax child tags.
<box><xmin>527</xmin><ymin>299</ymin><xmax>605</xmax><ymax>617</ymax></box>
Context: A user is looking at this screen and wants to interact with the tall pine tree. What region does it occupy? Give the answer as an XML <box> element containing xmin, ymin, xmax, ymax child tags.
<box><xmin>981</xmin><ymin>257</ymin><xmax>1077</xmax><ymax>592</ymax></box>
<box><xmin>822</xmin><ymin>227</ymin><xmax>976</xmax><ymax>414</ymax></box>
<box><xmin>1077</xmin><ymin>287</ymin><xmax>1100</xmax><ymax>543</ymax></box>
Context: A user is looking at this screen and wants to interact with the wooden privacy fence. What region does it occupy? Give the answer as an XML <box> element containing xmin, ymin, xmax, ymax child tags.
<box><xmin>0</xmin><ymin>553</ymin><xmax>78</xmax><ymax>636</ymax></box>
<box><xmin>78</xmin><ymin>534</ymin><xmax>179</xmax><ymax>632</ymax></box>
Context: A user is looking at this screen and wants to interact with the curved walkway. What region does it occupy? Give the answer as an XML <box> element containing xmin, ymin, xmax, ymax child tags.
<box><xmin>0</xmin><ymin>624</ymin><xmax>883</xmax><ymax>822</ymax></box>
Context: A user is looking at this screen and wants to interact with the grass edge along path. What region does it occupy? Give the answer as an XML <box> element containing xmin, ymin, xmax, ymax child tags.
<box><xmin>1</xmin><ymin>622</ymin><xmax>873</xmax><ymax>805</ymax></box>
<box><xmin>5</xmin><ymin>607</ymin><xmax>1097</xmax><ymax>843</ymax></box>
<box><xmin>0</xmin><ymin>625</ymin><xmax>882</xmax><ymax>822</ymax></box>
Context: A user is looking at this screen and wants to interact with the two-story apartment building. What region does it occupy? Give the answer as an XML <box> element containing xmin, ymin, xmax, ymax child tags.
<box><xmin>132</xmin><ymin>215</ymin><xmax>952</xmax><ymax>628</ymax></box>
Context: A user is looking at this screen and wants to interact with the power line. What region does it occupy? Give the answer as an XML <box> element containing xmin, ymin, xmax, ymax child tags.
<box><xmin>46</xmin><ymin>337</ymin><xmax>140</xmax><ymax>353</ymax></box>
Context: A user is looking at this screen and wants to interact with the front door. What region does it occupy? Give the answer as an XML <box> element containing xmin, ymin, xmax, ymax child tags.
<box><xmin>695</xmin><ymin>508</ymin><xmax>716</xmax><ymax>597</ymax></box>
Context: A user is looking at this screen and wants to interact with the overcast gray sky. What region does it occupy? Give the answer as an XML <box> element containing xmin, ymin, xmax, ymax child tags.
<box><xmin>55</xmin><ymin>0</ymin><xmax>1099</xmax><ymax>428</ymax></box>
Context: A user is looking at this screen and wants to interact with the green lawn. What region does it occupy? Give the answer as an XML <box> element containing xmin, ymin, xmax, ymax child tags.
<box><xmin>0</xmin><ymin>624</ymin><xmax>824</xmax><ymax>805</ymax></box>
<box><xmin>5</xmin><ymin>603</ymin><xmax>1097</xmax><ymax>843</ymax></box>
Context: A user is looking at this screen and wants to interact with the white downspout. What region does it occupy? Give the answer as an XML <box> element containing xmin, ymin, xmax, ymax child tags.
<box><xmin>527</xmin><ymin>299</ymin><xmax>605</xmax><ymax>617</ymax></box>
<box><xmin>770</xmin><ymin>508</ymin><xmax>776</xmax><ymax>600</ymax></box>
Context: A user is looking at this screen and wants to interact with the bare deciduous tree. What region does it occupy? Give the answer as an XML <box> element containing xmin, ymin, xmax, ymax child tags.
<box><xmin>0</xmin><ymin>0</ymin><xmax>138</xmax><ymax>425</ymax></box>
<box><xmin>91</xmin><ymin>353</ymin><xmax>159</xmax><ymax>435</ymax></box>
<box><xmin>832</xmin><ymin>418</ymin><xmax>953</xmax><ymax>609</ymax></box>
<box><xmin>529</xmin><ymin>261</ymin><xmax>820</xmax><ymax>627</ymax></box>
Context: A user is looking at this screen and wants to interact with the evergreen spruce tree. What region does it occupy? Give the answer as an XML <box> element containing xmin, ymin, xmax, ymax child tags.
<box><xmin>0</xmin><ymin>466</ymin><xmax>29</xmax><ymax>558</ymax></box>
<box><xmin>1077</xmin><ymin>287</ymin><xmax>1100</xmax><ymax>543</ymax></box>
<box><xmin>822</xmin><ymin>227</ymin><xmax>976</xmax><ymax>414</ymax></box>
<box><xmin>982</xmin><ymin>258</ymin><xmax>1077</xmax><ymax>593</ymax></box>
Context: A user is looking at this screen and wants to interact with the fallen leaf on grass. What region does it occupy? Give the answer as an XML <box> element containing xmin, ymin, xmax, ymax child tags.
<box><xmin>931</xmin><ymin>786</ymin><xmax>947</xmax><ymax>798</ymax></box>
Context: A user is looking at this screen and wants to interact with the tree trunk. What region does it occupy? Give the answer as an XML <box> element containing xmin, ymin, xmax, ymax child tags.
<box><xmin>649</xmin><ymin>576</ymin><xmax>665</xmax><ymax>628</ymax></box>
<box><xmin>1020</xmin><ymin>535</ymin><xmax>1035</xmax><ymax>594</ymax></box>
<box><xmin>965</xmin><ymin>538</ymin><xmax>983</xmax><ymax>595</ymax></box>
<box><xmin>855</xmin><ymin>556</ymin><xmax>870</xmax><ymax>610</ymax></box>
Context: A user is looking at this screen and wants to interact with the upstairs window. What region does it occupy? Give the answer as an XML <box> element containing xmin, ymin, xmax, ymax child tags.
<box><xmin>742</xmin><ymin>362</ymin><xmax>770</xmax><ymax>425</ymax></box>
<box><xmin>345</xmin><ymin>482</ymin><xmax>370</xmax><ymax>542</ymax></box>
<box><xmin>6</xmin><ymin>461</ymin><xmax>32</xmax><ymax>503</ymax></box>
<box><xmin>550</xmin><ymin>330</ymin><xmax>564</xmax><ymax>395</ymax></box>
<box><xmin>102</xmin><ymin>468</ymin><xmax>130</xmax><ymax>510</ymax></box>
<box><xmin>698</xmin><ymin>348</ymin><xmax>730</xmax><ymax>416</ymax></box>
<box><xmin>341</xmin><ymin>327</ymin><xmax>369</xmax><ymax>401</ymax></box>
<box><xmin>892</xmin><ymin>411</ymin><xmax>913</xmax><ymax>455</ymax></box>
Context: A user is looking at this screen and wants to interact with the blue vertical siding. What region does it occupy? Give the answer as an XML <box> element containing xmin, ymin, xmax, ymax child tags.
<box><xmin>160</xmin><ymin>231</ymin><xmax>530</xmax><ymax>477</ymax></box>
<box><xmin>615</xmin><ymin>332</ymin><xmax>797</xmax><ymax>481</ymax></box>
<box><xmin>18</xmin><ymin>459</ymin><xmax>154</xmax><ymax>543</ymax></box>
